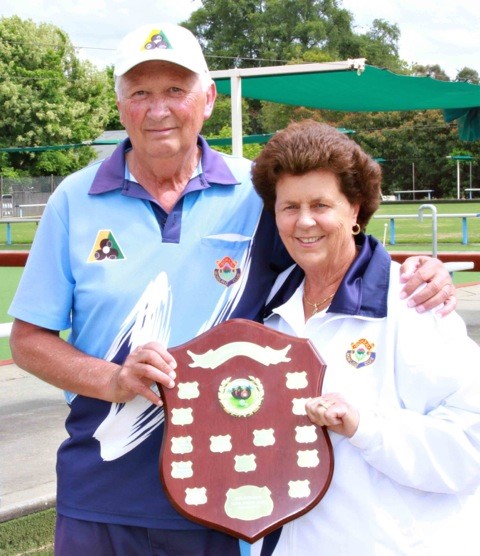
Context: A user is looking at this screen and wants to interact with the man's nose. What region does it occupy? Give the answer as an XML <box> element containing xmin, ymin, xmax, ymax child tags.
<box><xmin>148</xmin><ymin>96</ymin><xmax>170</xmax><ymax>117</ymax></box>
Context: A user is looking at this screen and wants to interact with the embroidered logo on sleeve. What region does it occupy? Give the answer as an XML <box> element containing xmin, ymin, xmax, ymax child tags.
<box><xmin>346</xmin><ymin>338</ymin><xmax>376</xmax><ymax>369</ymax></box>
<box><xmin>213</xmin><ymin>256</ymin><xmax>241</xmax><ymax>287</ymax></box>
<box><xmin>87</xmin><ymin>230</ymin><xmax>125</xmax><ymax>262</ymax></box>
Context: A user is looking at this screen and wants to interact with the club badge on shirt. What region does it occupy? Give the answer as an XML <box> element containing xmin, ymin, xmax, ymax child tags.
<box><xmin>214</xmin><ymin>256</ymin><xmax>241</xmax><ymax>287</ymax></box>
<box><xmin>87</xmin><ymin>230</ymin><xmax>125</xmax><ymax>262</ymax></box>
<box><xmin>346</xmin><ymin>338</ymin><xmax>376</xmax><ymax>369</ymax></box>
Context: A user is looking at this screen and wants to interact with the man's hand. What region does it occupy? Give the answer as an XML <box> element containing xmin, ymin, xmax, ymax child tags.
<box><xmin>400</xmin><ymin>256</ymin><xmax>456</xmax><ymax>316</ymax></box>
<box><xmin>107</xmin><ymin>342</ymin><xmax>177</xmax><ymax>406</ymax></box>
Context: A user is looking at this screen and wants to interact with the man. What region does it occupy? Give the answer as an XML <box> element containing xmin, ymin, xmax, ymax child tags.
<box><xmin>9</xmin><ymin>23</ymin><xmax>454</xmax><ymax>555</ymax></box>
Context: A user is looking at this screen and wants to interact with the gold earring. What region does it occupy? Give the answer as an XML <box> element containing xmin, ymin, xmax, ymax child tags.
<box><xmin>352</xmin><ymin>223</ymin><xmax>361</xmax><ymax>235</ymax></box>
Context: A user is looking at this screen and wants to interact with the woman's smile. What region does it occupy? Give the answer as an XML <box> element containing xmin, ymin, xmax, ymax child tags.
<box><xmin>296</xmin><ymin>236</ymin><xmax>323</xmax><ymax>244</ymax></box>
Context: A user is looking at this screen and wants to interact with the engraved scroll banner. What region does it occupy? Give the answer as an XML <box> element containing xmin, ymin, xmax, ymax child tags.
<box><xmin>157</xmin><ymin>319</ymin><xmax>333</xmax><ymax>543</ymax></box>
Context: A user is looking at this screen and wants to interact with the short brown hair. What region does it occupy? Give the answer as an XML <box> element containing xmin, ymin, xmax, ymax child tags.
<box><xmin>251</xmin><ymin>120</ymin><xmax>382</xmax><ymax>230</ymax></box>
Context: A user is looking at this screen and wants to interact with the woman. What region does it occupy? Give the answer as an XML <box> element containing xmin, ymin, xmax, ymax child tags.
<box><xmin>250</xmin><ymin>121</ymin><xmax>480</xmax><ymax>555</ymax></box>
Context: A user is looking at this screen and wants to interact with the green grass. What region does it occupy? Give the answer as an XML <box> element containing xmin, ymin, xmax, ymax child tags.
<box><xmin>1</xmin><ymin>202</ymin><xmax>479</xmax><ymax>360</ymax></box>
<box><xmin>2</xmin><ymin>202</ymin><xmax>479</xmax><ymax>250</ymax></box>
<box><xmin>0</xmin><ymin>509</ymin><xmax>55</xmax><ymax>555</ymax></box>
<box><xmin>367</xmin><ymin>201</ymin><xmax>480</xmax><ymax>252</ymax></box>
<box><xmin>0</xmin><ymin>267</ymin><xmax>23</xmax><ymax>360</ymax></box>
<box><xmin>0</xmin><ymin>221</ymin><xmax>39</xmax><ymax>247</ymax></box>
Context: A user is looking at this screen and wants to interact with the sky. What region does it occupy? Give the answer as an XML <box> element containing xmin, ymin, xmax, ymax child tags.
<box><xmin>1</xmin><ymin>0</ymin><xmax>479</xmax><ymax>80</ymax></box>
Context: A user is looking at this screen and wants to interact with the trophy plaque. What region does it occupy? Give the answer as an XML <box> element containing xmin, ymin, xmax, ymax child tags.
<box><xmin>158</xmin><ymin>318</ymin><xmax>333</xmax><ymax>543</ymax></box>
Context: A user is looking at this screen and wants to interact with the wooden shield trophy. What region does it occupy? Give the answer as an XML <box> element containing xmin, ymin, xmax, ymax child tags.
<box><xmin>158</xmin><ymin>319</ymin><xmax>333</xmax><ymax>543</ymax></box>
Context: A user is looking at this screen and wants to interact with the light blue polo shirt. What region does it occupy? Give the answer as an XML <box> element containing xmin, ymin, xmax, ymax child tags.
<box><xmin>9</xmin><ymin>136</ymin><xmax>290</xmax><ymax>529</ymax></box>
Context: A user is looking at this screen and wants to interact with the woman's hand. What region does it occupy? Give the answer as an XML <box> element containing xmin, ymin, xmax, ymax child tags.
<box><xmin>306</xmin><ymin>393</ymin><xmax>360</xmax><ymax>438</ymax></box>
<box><xmin>106</xmin><ymin>342</ymin><xmax>177</xmax><ymax>405</ymax></box>
<box><xmin>400</xmin><ymin>256</ymin><xmax>456</xmax><ymax>316</ymax></box>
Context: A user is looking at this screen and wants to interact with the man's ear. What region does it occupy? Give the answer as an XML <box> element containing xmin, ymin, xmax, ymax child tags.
<box><xmin>203</xmin><ymin>82</ymin><xmax>217</xmax><ymax>121</ymax></box>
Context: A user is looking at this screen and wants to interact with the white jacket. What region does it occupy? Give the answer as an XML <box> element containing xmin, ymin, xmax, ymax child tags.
<box><xmin>253</xmin><ymin>236</ymin><xmax>480</xmax><ymax>556</ymax></box>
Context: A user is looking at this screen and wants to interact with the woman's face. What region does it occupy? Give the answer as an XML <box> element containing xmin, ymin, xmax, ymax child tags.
<box><xmin>274</xmin><ymin>169</ymin><xmax>359</xmax><ymax>276</ymax></box>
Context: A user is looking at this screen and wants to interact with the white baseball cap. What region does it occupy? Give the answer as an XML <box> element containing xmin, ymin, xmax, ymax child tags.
<box><xmin>114</xmin><ymin>23</ymin><xmax>210</xmax><ymax>77</ymax></box>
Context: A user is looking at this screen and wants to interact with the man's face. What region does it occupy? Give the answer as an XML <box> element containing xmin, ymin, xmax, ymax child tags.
<box><xmin>116</xmin><ymin>61</ymin><xmax>216</xmax><ymax>162</ymax></box>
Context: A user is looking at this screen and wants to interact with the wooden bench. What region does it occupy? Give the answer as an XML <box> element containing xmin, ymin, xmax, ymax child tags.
<box><xmin>465</xmin><ymin>188</ymin><xmax>480</xmax><ymax>199</ymax></box>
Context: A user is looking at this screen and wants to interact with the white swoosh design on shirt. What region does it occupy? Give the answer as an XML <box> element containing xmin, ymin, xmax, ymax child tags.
<box><xmin>94</xmin><ymin>272</ymin><xmax>172</xmax><ymax>461</ymax></box>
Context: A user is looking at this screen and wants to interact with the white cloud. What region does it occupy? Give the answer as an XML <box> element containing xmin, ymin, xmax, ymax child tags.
<box><xmin>341</xmin><ymin>0</ymin><xmax>480</xmax><ymax>78</ymax></box>
<box><xmin>1</xmin><ymin>0</ymin><xmax>479</xmax><ymax>78</ymax></box>
<box><xmin>1</xmin><ymin>0</ymin><xmax>202</xmax><ymax>68</ymax></box>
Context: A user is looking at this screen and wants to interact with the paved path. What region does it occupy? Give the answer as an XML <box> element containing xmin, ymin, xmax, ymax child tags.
<box><xmin>456</xmin><ymin>282</ymin><xmax>480</xmax><ymax>346</ymax></box>
<box><xmin>1</xmin><ymin>284</ymin><xmax>479</xmax><ymax>522</ymax></box>
<box><xmin>0</xmin><ymin>363</ymin><xmax>67</xmax><ymax>521</ymax></box>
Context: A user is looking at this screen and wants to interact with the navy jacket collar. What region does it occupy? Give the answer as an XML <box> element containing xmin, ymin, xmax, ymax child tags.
<box><xmin>262</xmin><ymin>234</ymin><xmax>391</xmax><ymax>320</ymax></box>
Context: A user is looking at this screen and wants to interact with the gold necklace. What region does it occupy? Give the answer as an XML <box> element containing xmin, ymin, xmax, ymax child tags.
<box><xmin>303</xmin><ymin>292</ymin><xmax>335</xmax><ymax>315</ymax></box>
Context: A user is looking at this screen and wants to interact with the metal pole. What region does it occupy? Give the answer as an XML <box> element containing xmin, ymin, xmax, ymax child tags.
<box><xmin>418</xmin><ymin>204</ymin><xmax>438</xmax><ymax>258</ymax></box>
<box><xmin>412</xmin><ymin>162</ymin><xmax>415</xmax><ymax>200</ymax></box>
<box><xmin>457</xmin><ymin>160</ymin><xmax>461</xmax><ymax>200</ymax></box>
<box><xmin>230</xmin><ymin>72</ymin><xmax>243</xmax><ymax>157</ymax></box>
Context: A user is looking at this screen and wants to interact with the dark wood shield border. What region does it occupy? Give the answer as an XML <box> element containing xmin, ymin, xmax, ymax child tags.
<box><xmin>158</xmin><ymin>318</ymin><xmax>333</xmax><ymax>543</ymax></box>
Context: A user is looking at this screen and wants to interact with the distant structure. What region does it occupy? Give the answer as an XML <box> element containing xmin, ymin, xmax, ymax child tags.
<box><xmin>92</xmin><ymin>130</ymin><xmax>127</xmax><ymax>162</ymax></box>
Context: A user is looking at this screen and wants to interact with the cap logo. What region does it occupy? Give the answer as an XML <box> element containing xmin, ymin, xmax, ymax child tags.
<box><xmin>143</xmin><ymin>29</ymin><xmax>172</xmax><ymax>52</ymax></box>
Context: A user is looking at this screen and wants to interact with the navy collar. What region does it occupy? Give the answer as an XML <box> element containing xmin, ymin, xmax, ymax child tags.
<box><xmin>88</xmin><ymin>135</ymin><xmax>239</xmax><ymax>195</ymax></box>
<box><xmin>262</xmin><ymin>234</ymin><xmax>391</xmax><ymax>320</ymax></box>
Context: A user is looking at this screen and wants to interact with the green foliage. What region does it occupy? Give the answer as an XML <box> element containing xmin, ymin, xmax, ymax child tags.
<box><xmin>2</xmin><ymin>4</ymin><xmax>476</xmax><ymax>197</ymax></box>
<box><xmin>0</xmin><ymin>16</ymin><xmax>112</xmax><ymax>175</ymax></box>
<box><xmin>330</xmin><ymin>109</ymin><xmax>480</xmax><ymax>198</ymax></box>
<box><xmin>183</xmin><ymin>0</ymin><xmax>428</xmax><ymax>166</ymax></box>
<box><xmin>204</xmin><ymin>125</ymin><xmax>263</xmax><ymax>160</ymax></box>
<box><xmin>183</xmin><ymin>0</ymin><xmax>359</xmax><ymax>70</ymax></box>
<box><xmin>411</xmin><ymin>63</ymin><xmax>450</xmax><ymax>81</ymax></box>
<box><xmin>355</xmin><ymin>19</ymin><xmax>406</xmax><ymax>73</ymax></box>
<box><xmin>202</xmin><ymin>95</ymin><xmax>253</xmax><ymax>136</ymax></box>
<box><xmin>184</xmin><ymin>1</ymin><xmax>406</xmax><ymax>73</ymax></box>
<box><xmin>104</xmin><ymin>65</ymin><xmax>122</xmax><ymax>131</ymax></box>
<box><xmin>456</xmin><ymin>67</ymin><xmax>480</xmax><ymax>85</ymax></box>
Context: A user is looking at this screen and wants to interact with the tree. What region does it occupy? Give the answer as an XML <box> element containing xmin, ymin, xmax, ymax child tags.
<box><xmin>182</xmin><ymin>2</ymin><xmax>480</xmax><ymax>198</ymax></box>
<box><xmin>328</xmin><ymin>109</ymin><xmax>480</xmax><ymax>198</ymax></box>
<box><xmin>355</xmin><ymin>19</ymin><xmax>406</xmax><ymax>73</ymax></box>
<box><xmin>183</xmin><ymin>0</ymin><xmax>357</xmax><ymax>70</ymax></box>
<box><xmin>184</xmin><ymin>1</ymin><xmax>408</xmax><ymax>135</ymax></box>
<box><xmin>411</xmin><ymin>63</ymin><xmax>450</xmax><ymax>82</ymax></box>
<box><xmin>184</xmin><ymin>1</ymin><xmax>406</xmax><ymax>72</ymax></box>
<box><xmin>455</xmin><ymin>67</ymin><xmax>479</xmax><ymax>85</ymax></box>
<box><xmin>104</xmin><ymin>65</ymin><xmax>122</xmax><ymax>131</ymax></box>
<box><xmin>0</xmin><ymin>16</ymin><xmax>112</xmax><ymax>176</ymax></box>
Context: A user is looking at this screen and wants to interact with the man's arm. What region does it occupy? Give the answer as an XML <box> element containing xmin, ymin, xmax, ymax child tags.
<box><xmin>399</xmin><ymin>256</ymin><xmax>456</xmax><ymax>317</ymax></box>
<box><xmin>9</xmin><ymin>319</ymin><xmax>177</xmax><ymax>404</ymax></box>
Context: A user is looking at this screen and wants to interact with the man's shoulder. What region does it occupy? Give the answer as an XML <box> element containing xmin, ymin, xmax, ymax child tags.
<box><xmin>218</xmin><ymin>151</ymin><xmax>253</xmax><ymax>167</ymax></box>
<box><xmin>57</xmin><ymin>160</ymin><xmax>104</xmax><ymax>192</ymax></box>
<box><xmin>207</xmin><ymin>146</ymin><xmax>253</xmax><ymax>181</ymax></box>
